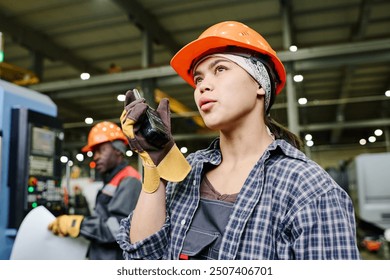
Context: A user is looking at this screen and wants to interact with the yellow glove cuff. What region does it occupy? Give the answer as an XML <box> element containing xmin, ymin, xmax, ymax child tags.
<box><xmin>68</xmin><ymin>215</ymin><xmax>84</xmax><ymax>238</ymax></box>
<box><xmin>157</xmin><ymin>144</ymin><xmax>191</xmax><ymax>182</ymax></box>
<box><xmin>142</xmin><ymin>163</ymin><xmax>161</xmax><ymax>193</ymax></box>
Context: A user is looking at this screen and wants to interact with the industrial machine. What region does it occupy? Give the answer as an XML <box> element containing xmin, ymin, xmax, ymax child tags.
<box><xmin>348</xmin><ymin>152</ymin><xmax>390</xmax><ymax>230</ymax></box>
<box><xmin>0</xmin><ymin>79</ymin><xmax>65</xmax><ymax>259</ymax></box>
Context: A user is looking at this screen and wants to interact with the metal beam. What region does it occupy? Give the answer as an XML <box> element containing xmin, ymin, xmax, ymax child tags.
<box><xmin>351</xmin><ymin>0</ymin><xmax>371</xmax><ymax>41</ymax></box>
<box><xmin>278</xmin><ymin>38</ymin><xmax>390</xmax><ymax>62</ymax></box>
<box><xmin>46</xmin><ymin>82</ymin><xmax>139</xmax><ymax>99</ymax></box>
<box><xmin>29</xmin><ymin>65</ymin><xmax>175</xmax><ymax>92</ymax></box>
<box><xmin>28</xmin><ymin>38</ymin><xmax>390</xmax><ymax>93</ymax></box>
<box><xmin>294</xmin><ymin>51</ymin><xmax>390</xmax><ymax>71</ymax></box>
<box><xmin>62</xmin><ymin>131</ymin><xmax>219</xmax><ymax>150</ymax></box>
<box><xmin>330</xmin><ymin>66</ymin><xmax>354</xmax><ymax>143</ymax></box>
<box><xmin>281</xmin><ymin>0</ymin><xmax>300</xmax><ymax>135</ymax></box>
<box><xmin>329</xmin><ymin>0</ymin><xmax>372</xmax><ymax>143</ymax></box>
<box><xmin>301</xmin><ymin>118</ymin><xmax>390</xmax><ymax>131</ymax></box>
<box><xmin>112</xmin><ymin>0</ymin><xmax>181</xmax><ymax>54</ymax></box>
<box><xmin>0</xmin><ymin>10</ymin><xmax>102</xmax><ymax>75</ymax></box>
<box><xmin>268</xmin><ymin>95</ymin><xmax>390</xmax><ymax>112</ymax></box>
<box><xmin>309</xmin><ymin>141</ymin><xmax>388</xmax><ymax>152</ymax></box>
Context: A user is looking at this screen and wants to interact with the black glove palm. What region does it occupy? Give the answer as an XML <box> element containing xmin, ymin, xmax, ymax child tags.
<box><xmin>120</xmin><ymin>89</ymin><xmax>191</xmax><ymax>193</ymax></box>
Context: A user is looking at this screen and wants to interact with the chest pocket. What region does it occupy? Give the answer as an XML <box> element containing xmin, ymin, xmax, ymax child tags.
<box><xmin>181</xmin><ymin>199</ymin><xmax>233</xmax><ymax>259</ymax></box>
<box><xmin>94</xmin><ymin>183</ymin><xmax>116</xmax><ymax>205</ymax></box>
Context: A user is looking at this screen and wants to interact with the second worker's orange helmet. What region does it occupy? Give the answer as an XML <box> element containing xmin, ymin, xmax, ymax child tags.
<box><xmin>81</xmin><ymin>121</ymin><xmax>128</xmax><ymax>152</ymax></box>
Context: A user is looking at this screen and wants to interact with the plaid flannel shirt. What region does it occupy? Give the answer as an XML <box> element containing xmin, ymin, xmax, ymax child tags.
<box><xmin>117</xmin><ymin>139</ymin><xmax>361</xmax><ymax>259</ymax></box>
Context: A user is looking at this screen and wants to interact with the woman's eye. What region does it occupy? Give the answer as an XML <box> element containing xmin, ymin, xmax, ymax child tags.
<box><xmin>215</xmin><ymin>65</ymin><xmax>226</xmax><ymax>73</ymax></box>
<box><xmin>194</xmin><ymin>76</ymin><xmax>203</xmax><ymax>85</ymax></box>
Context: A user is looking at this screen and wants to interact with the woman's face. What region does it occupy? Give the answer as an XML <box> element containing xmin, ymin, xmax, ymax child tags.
<box><xmin>193</xmin><ymin>56</ymin><xmax>263</xmax><ymax>131</ymax></box>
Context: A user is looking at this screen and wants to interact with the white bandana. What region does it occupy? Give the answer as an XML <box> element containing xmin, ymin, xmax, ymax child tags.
<box><xmin>193</xmin><ymin>53</ymin><xmax>272</xmax><ymax>111</ymax></box>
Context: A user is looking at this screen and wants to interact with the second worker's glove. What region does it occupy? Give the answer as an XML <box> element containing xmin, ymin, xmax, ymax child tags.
<box><xmin>120</xmin><ymin>89</ymin><xmax>191</xmax><ymax>193</ymax></box>
<box><xmin>48</xmin><ymin>215</ymin><xmax>84</xmax><ymax>238</ymax></box>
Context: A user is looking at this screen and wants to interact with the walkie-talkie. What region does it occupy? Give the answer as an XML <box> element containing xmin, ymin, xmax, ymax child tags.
<box><xmin>133</xmin><ymin>89</ymin><xmax>170</xmax><ymax>148</ymax></box>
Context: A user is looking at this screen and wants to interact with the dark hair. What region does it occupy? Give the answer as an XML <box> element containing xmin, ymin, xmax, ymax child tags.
<box><xmin>260</xmin><ymin>56</ymin><xmax>303</xmax><ymax>150</ymax></box>
<box><xmin>265</xmin><ymin>116</ymin><xmax>303</xmax><ymax>150</ymax></box>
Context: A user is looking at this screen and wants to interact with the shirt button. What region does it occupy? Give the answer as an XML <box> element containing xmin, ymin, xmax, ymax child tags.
<box><xmin>193</xmin><ymin>179</ymin><xmax>196</xmax><ymax>185</ymax></box>
<box><xmin>181</xmin><ymin>219</ymin><xmax>186</xmax><ymax>225</ymax></box>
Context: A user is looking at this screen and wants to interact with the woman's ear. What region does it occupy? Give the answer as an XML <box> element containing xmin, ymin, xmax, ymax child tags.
<box><xmin>256</xmin><ymin>86</ymin><xmax>266</xmax><ymax>97</ymax></box>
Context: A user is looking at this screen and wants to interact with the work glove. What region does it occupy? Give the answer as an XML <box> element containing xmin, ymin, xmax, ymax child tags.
<box><xmin>48</xmin><ymin>215</ymin><xmax>84</xmax><ymax>238</ymax></box>
<box><xmin>120</xmin><ymin>89</ymin><xmax>191</xmax><ymax>193</ymax></box>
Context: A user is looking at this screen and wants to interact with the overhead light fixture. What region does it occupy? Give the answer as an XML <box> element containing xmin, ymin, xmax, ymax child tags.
<box><xmin>293</xmin><ymin>75</ymin><xmax>304</xmax><ymax>82</ymax></box>
<box><xmin>85</xmin><ymin>117</ymin><xmax>93</xmax><ymax>124</ymax></box>
<box><xmin>298</xmin><ymin>98</ymin><xmax>307</xmax><ymax>105</ymax></box>
<box><xmin>305</xmin><ymin>134</ymin><xmax>312</xmax><ymax>141</ymax></box>
<box><xmin>289</xmin><ymin>45</ymin><xmax>298</xmax><ymax>52</ymax></box>
<box><xmin>80</xmin><ymin>72</ymin><xmax>90</xmax><ymax>80</ymax></box>
<box><xmin>374</xmin><ymin>129</ymin><xmax>383</xmax><ymax>136</ymax></box>
<box><xmin>117</xmin><ymin>94</ymin><xmax>126</xmax><ymax>102</ymax></box>
<box><xmin>359</xmin><ymin>139</ymin><xmax>367</xmax><ymax>145</ymax></box>
<box><xmin>60</xmin><ymin>156</ymin><xmax>69</xmax><ymax>163</ymax></box>
<box><xmin>368</xmin><ymin>136</ymin><xmax>376</xmax><ymax>143</ymax></box>
<box><xmin>76</xmin><ymin>153</ymin><xmax>84</xmax><ymax>162</ymax></box>
<box><xmin>126</xmin><ymin>150</ymin><xmax>133</xmax><ymax>157</ymax></box>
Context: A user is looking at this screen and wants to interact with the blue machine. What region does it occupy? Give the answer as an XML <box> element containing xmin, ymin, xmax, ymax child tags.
<box><xmin>0</xmin><ymin>80</ymin><xmax>65</xmax><ymax>259</ymax></box>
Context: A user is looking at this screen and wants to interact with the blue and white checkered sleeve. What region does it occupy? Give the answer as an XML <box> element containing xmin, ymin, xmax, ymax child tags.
<box><xmin>116</xmin><ymin>212</ymin><xmax>170</xmax><ymax>260</ymax></box>
<box><xmin>290</xmin><ymin>187</ymin><xmax>360</xmax><ymax>259</ymax></box>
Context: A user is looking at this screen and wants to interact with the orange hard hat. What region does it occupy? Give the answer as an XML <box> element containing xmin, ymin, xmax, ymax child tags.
<box><xmin>81</xmin><ymin>121</ymin><xmax>128</xmax><ymax>152</ymax></box>
<box><xmin>170</xmin><ymin>21</ymin><xmax>286</xmax><ymax>95</ymax></box>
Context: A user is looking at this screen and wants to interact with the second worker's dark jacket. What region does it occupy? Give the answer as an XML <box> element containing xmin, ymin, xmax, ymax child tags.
<box><xmin>80</xmin><ymin>161</ymin><xmax>141</xmax><ymax>260</ymax></box>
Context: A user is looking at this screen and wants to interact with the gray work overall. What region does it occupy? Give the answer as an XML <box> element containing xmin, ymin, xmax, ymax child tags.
<box><xmin>180</xmin><ymin>198</ymin><xmax>234</xmax><ymax>259</ymax></box>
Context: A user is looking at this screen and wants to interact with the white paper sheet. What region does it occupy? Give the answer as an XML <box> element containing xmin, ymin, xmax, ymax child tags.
<box><xmin>10</xmin><ymin>206</ymin><xmax>90</xmax><ymax>260</ymax></box>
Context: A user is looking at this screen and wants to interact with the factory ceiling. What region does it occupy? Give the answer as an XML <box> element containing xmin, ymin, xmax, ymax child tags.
<box><xmin>1</xmin><ymin>0</ymin><xmax>389</xmax><ymax>160</ymax></box>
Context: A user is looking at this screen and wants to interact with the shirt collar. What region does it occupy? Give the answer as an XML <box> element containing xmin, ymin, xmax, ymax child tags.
<box><xmin>198</xmin><ymin>138</ymin><xmax>306</xmax><ymax>164</ymax></box>
<box><xmin>266</xmin><ymin>139</ymin><xmax>307</xmax><ymax>162</ymax></box>
<box><xmin>103</xmin><ymin>160</ymin><xmax>128</xmax><ymax>184</ymax></box>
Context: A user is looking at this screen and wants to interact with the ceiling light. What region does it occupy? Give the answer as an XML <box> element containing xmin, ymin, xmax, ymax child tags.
<box><xmin>385</xmin><ymin>90</ymin><xmax>390</xmax><ymax>97</ymax></box>
<box><xmin>126</xmin><ymin>150</ymin><xmax>133</xmax><ymax>157</ymax></box>
<box><xmin>298</xmin><ymin>98</ymin><xmax>307</xmax><ymax>105</ymax></box>
<box><xmin>305</xmin><ymin>134</ymin><xmax>312</xmax><ymax>141</ymax></box>
<box><xmin>289</xmin><ymin>45</ymin><xmax>298</xmax><ymax>52</ymax></box>
<box><xmin>85</xmin><ymin>117</ymin><xmax>93</xmax><ymax>124</ymax></box>
<box><xmin>76</xmin><ymin>153</ymin><xmax>84</xmax><ymax>162</ymax></box>
<box><xmin>374</xmin><ymin>129</ymin><xmax>383</xmax><ymax>136</ymax></box>
<box><xmin>80</xmin><ymin>72</ymin><xmax>90</xmax><ymax>80</ymax></box>
<box><xmin>293</xmin><ymin>75</ymin><xmax>304</xmax><ymax>82</ymax></box>
<box><xmin>306</xmin><ymin>140</ymin><xmax>314</xmax><ymax>147</ymax></box>
<box><xmin>359</xmin><ymin>139</ymin><xmax>367</xmax><ymax>145</ymax></box>
<box><xmin>60</xmin><ymin>156</ymin><xmax>69</xmax><ymax>163</ymax></box>
<box><xmin>368</xmin><ymin>136</ymin><xmax>376</xmax><ymax>143</ymax></box>
<box><xmin>117</xmin><ymin>94</ymin><xmax>126</xmax><ymax>102</ymax></box>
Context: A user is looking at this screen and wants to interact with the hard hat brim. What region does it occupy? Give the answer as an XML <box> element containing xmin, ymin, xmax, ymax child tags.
<box><xmin>170</xmin><ymin>36</ymin><xmax>286</xmax><ymax>94</ymax></box>
<box><xmin>81</xmin><ymin>143</ymin><xmax>93</xmax><ymax>153</ymax></box>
